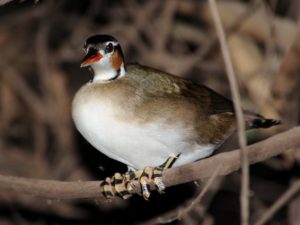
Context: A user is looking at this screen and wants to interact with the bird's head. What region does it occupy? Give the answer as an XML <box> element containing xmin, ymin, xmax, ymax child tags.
<box><xmin>81</xmin><ymin>35</ymin><xmax>125</xmax><ymax>82</ymax></box>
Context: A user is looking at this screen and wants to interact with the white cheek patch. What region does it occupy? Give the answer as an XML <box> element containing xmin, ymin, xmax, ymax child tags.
<box><xmin>90</xmin><ymin>46</ymin><xmax>124</xmax><ymax>82</ymax></box>
<box><xmin>99</xmin><ymin>49</ymin><xmax>105</xmax><ymax>56</ymax></box>
<box><xmin>91</xmin><ymin>55</ymin><xmax>124</xmax><ymax>82</ymax></box>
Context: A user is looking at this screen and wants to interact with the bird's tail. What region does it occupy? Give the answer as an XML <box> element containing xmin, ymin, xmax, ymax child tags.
<box><xmin>244</xmin><ymin>111</ymin><xmax>281</xmax><ymax>129</ymax></box>
<box><xmin>250</xmin><ymin>117</ymin><xmax>281</xmax><ymax>129</ymax></box>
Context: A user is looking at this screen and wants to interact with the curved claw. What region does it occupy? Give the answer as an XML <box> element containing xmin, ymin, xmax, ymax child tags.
<box><xmin>140</xmin><ymin>167</ymin><xmax>153</xmax><ymax>200</ymax></box>
<box><xmin>113</xmin><ymin>173</ymin><xmax>132</xmax><ymax>200</ymax></box>
<box><xmin>153</xmin><ymin>167</ymin><xmax>165</xmax><ymax>194</ymax></box>
<box><xmin>124</xmin><ymin>170</ymin><xmax>139</xmax><ymax>192</ymax></box>
<box><xmin>140</xmin><ymin>154</ymin><xmax>181</xmax><ymax>198</ymax></box>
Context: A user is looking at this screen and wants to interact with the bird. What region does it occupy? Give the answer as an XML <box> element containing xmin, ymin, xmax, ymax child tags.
<box><xmin>72</xmin><ymin>34</ymin><xmax>281</xmax><ymax>200</ymax></box>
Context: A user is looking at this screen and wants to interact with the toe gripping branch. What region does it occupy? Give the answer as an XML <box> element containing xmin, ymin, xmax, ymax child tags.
<box><xmin>100</xmin><ymin>153</ymin><xmax>181</xmax><ymax>200</ymax></box>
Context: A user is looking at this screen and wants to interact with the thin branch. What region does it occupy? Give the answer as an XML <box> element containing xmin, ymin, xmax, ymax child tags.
<box><xmin>0</xmin><ymin>0</ymin><xmax>38</xmax><ymax>6</ymax></box>
<box><xmin>153</xmin><ymin>0</ymin><xmax>178</xmax><ymax>51</ymax></box>
<box><xmin>254</xmin><ymin>180</ymin><xmax>300</xmax><ymax>225</ymax></box>
<box><xmin>0</xmin><ymin>127</ymin><xmax>298</xmax><ymax>201</ymax></box>
<box><xmin>208</xmin><ymin>1</ymin><xmax>249</xmax><ymax>225</ymax></box>
<box><xmin>176</xmin><ymin>166</ymin><xmax>221</xmax><ymax>219</ymax></box>
<box><xmin>2</xmin><ymin>66</ymin><xmax>49</xmax><ymax>122</ymax></box>
<box><xmin>157</xmin><ymin>166</ymin><xmax>221</xmax><ymax>224</ymax></box>
<box><xmin>0</xmin><ymin>0</ymin><xmax>13</xmax><ymax>5</ymax></box>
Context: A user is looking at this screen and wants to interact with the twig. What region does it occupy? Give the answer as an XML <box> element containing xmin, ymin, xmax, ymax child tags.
<box><xmin>272</xmin><ymin>32</ymin><xmax>300</xmax><ymax>128</ymax></box>
<box><xmin>0</xmin><ymin>127</ymin><xmax>298</xmax><ymax>201</ymax></box>
<box><xmin>158</xmin><ymin>166</ymin><xmax>221</xmax><ymax>224</ymax></box>
<box><xmin>197</xmin><ymin>0</ymin><xmax>260</xmax><ymax>60</ymax></box>
<box><xmin>254</xmin><ymin>180</ymin><xmax>300</xmax><ymax>225</ymax></box>
<box><xmin>175</xmin><ymin>166</ymin><xmax>221</xmax><ymax>220</ymax></box>
<box><xmin>0</xmin><ymin>0</ymin><xmax>13</xmax><ymax>5</ymax></box>
<box><xmin>208</xmin><ymin>1</ymin><xmax>249</xmax><ymax>225</ymax></box>
<box><xmin>139</xmin><ymin>175</ymin><xmax>224</xmax><ymax>225</ymax></box>
<box><xmin>153</xmin><ymin>0</ymin><xmax>178</xmax><ymax>51</ymax></box>
<box><xmin>288</xmin><ymin>185</ymin><xmax>300</xmax><ymax>225</ymax></box>
<box><xmin>1</xmin><ymin>66</ymin><xmax>49</xmax><ymax>122</ymax></box>
<box><xmin>0</xmin><ymin>0</ymin><xmax>38</xmax><ymax>6</ymax></box>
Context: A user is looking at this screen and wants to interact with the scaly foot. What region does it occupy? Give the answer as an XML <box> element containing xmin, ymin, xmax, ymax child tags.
<box><xmin>100</xmin><ymin>172</ymin><xmax>132</xmax><ymax>200</ymax></box>
<box><xmin>100</xmin><ymin>154</ymin><xmax>180</xmax><ymax>200</ymax></box>
<box><xmin>139</xmin><ymin>153</ymin><xmax>180</xmax><ymax>200</ymax></box>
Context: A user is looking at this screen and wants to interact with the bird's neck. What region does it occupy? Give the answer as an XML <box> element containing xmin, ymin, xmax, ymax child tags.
<box><xmin>92</xmin><ymin>63</ymin><xmax>126</xmax><ymax>83</ymax></box>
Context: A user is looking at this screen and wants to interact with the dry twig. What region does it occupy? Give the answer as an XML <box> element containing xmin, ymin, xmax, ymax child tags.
<box><xmin>254</xmin><ymin>179</ymin><xmax>300</xmax><ymax>225</ymax></box>
<box><xmin>0</xmin><ymin>0</ymin><xmax>13</xmax><ymax>6</ymax></box>
<box><xmin>208</xmin><ymin>0</ymin><xmax>249</xmax><ymax>225</ymax></box>
<box><xmin>157</xmin><ymin>166</ymin><xmax>221</xmax><ymax>224</ymax></box>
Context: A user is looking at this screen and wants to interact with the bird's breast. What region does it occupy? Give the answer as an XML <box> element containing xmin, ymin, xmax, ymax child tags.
<box><xmin>72</xmin><ymin>82</ymin><xmax>129</xmax><ymax>152</ymax></box>
<box><xmin>71</xmin><ymin>81</ymin><xmax>218</xmax><ymax>169</ymax></box>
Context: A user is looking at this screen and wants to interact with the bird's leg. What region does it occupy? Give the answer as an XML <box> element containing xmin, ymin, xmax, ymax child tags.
<box><xmin>139</xmin><ymin>153</ymin><xmax>181</xmax><ymax>200</ymax></box>
<box><xmin>100</xmin><ymin>154</ymin><xmax>180</xmax><ymax>200</ymax></box>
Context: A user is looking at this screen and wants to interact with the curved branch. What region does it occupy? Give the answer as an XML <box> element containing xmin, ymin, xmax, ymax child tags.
<box><xmin>0</xmin><ymin>127</ymin><xmax>299</xmax><ymax>201</ymax></box>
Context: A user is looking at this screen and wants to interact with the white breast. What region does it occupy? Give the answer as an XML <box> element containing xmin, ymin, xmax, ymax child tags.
<box><xmin>72</xmin><ymin>83</ymin><xmax>216</xmax><ymax>169</ymax></box>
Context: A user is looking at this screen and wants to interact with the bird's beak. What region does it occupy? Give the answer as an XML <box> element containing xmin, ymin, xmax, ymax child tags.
<box><xmin>80</xmin><ymin>49</ymin><xmax>103</xmax><ymax>68</ymax></box>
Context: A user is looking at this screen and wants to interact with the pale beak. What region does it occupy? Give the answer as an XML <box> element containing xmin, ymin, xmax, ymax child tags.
<box><xmin>80</xmin><ymin>49</ymin><xmax>103</xmax><ymax>67</ymax></box>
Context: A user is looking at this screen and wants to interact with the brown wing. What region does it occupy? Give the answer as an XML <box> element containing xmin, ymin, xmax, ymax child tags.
<box><xmin>127</xmin><ymin>63</ymin><xmax>235</xmax><ymax>116</ymax></box>
<box><xmin>181</xmin><ymin>82</ymin><xmax>235</xmax><ymax>115</ymax></box>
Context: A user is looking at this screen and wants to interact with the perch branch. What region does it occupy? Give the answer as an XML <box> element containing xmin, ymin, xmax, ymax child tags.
<box><xmin>0</xmin><ymin>127</ymin><xmax>298</xmax><ymax>201</ymax></box>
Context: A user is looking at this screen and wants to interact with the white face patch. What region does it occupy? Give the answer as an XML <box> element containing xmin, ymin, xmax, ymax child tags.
<box><xmin>86</xmin><ymin>41</ymin><xmax>125</xmax><ymax>82</ymax></box>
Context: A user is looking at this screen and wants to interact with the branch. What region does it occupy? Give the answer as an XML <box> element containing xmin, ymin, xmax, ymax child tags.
<box><xmin>158</xmin><ymin>166</ymin><xmax>222</xmax><ymax>224</ymax></box>
<box><xmin>0</xmin><ymin>0</ymin><xmax>13</xmax><ymax>5</ymax></box>
<box><xmin>208</xmin><ymin>1</ymin><xmax>249</xmax><ymax>224</ymax></box>
<box><xmin>0</xmin><ymin>127</ymin><xmax>299</xmax><ymax>201</ymax></box>
<box><xmin>0</xmin><ymin>0</ymin><xmax>38</xmax><ymax>6</ymax></box>
<box><xmin>254</xmin><ymin>179</ymin><xmax>300</xmax><ymax>225</ymax></box>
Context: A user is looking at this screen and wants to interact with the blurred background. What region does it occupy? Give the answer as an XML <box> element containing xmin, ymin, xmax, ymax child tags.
<box><xmin>0</xmin><ymin>0</ymin><xmax>300</xmax><ymax>224</ymax></box>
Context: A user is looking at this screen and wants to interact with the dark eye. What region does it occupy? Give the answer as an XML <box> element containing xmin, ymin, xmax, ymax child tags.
<box><xmin>105</xmin><ymin>43</ymin><xmax>114</xmax><ymax>53</ymax></box>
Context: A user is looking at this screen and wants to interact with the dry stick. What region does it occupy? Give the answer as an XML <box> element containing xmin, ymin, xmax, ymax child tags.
<box><xmin>254</xmin><ymin>180</ymin><xmax>300</xmax><ymax>225</ymax></box>
<box><xmin>139</xmin><ymin>169</ymin><xmax>222</xmax><ymax>225</ymax></box>
<box><xmin>153</xmin><ymin>0</ymin><xmax>178</xmax><ymax>50</ymax></box>
<box><xmin>159</xmin><ymin>166</ymin><xmax>222</xmax><ymax>224</ymax></box>
<box><xmin>198</xmin><ymin>0</ymin><xmax>260</xmax><ymax>60</ymax></box>
<box><xmin>2</xmin><ymin>66</ymin><xmax>48</xmax><ymax>121</ymax></box>
<box><xmin>0</xmin><ymin>127</ymin><xmax>299</xmax><ymax>201</ymax></box>
<box><xmin>0</xmin><ymin>0</ymin><xmax>37</xmax><ymax>5</ymax></box>
<box><xmin>208</xmin><ymin>1</ymin><xmax>249</xmax><ymax>225</ymax></box>
<box><xmin>0</xmin><ymin>0</ymin><xmax>13</xmax><ymax>5</ymax></box>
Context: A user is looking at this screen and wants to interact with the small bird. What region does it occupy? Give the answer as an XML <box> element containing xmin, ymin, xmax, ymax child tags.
<box><xmin>72</xmin><ymin>34</ymin><xmax>280</xmax><ymax>200</ymax></box>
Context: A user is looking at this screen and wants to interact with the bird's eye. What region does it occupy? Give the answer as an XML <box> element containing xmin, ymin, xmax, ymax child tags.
<box><xmin>105</xmin><ymin>43</ymin><xmax>114</xmax><ymax>53</ymax></box>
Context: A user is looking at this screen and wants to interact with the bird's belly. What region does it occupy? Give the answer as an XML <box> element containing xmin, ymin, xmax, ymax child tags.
<box><xmin>72</xmin><ymin>100</ymin><xmax>216</xmax><ymax>169</ymax></box>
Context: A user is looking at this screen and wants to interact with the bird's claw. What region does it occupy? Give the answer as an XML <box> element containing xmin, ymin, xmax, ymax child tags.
<box><xmin>139</xmin><ymin>166</ymin><xmax>166</xmax><ymax>199</ymax></box>
<box><xmin>100</xmin><ymin>154</ymin><xmax>180</xmax><ymax>200</ymax></box>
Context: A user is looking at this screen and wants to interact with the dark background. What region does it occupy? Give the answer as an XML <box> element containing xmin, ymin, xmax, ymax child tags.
<box><xmin>0</xmin><ymin>0</ymin><xmax>299</xmax><ymax>224</ymax></box>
